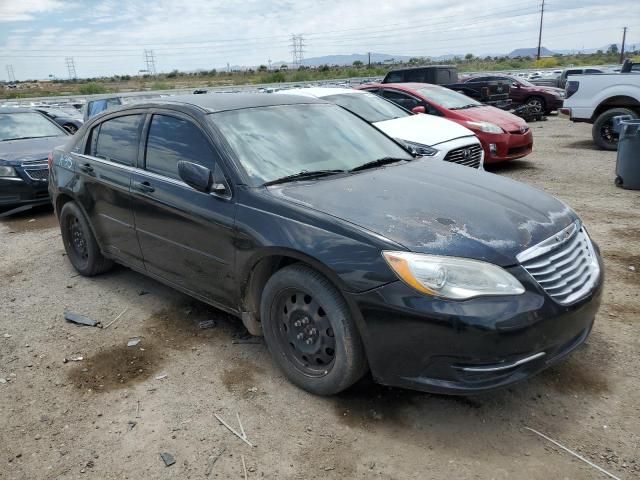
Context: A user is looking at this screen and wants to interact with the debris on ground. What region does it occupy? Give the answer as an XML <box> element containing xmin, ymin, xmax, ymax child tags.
<box><xmin>64</xmin><ymin>311</ymin><xmax>100</xmax><ymax>327</ymax></box>
<box><xmin>127</xmin><ymin>337</ymin><xmax>141</xmax><ymax>347</ymax></box>
<box><xmin>524</xmin><ymin>427</ymin><xmax>621</xmax><ymax>480</ymax></box>
<box><xmin>160</xmin><ymin>452</ymin><xmax>175</xmax><ymax>467</ymax></box>
<box><xmin>629</xmin><ymin>265</ymin><xmax>636</xmax><ymax>272</ymax></box>
<box><xmin>214</xmin><ymin>412</ymin><xmax>254</xmax><ymax>447</ymax></box>
<box><xmin>138</xmin><ymin>290</ymin><xmax>149</xmax><ymax>296</ymax></box>
<box><xmin>241</xmin><ymin>455</ymin><xmax>248</xmax><ymax>480</ymax></box>
<box><xmin>0</xmin><ymin>378</ymin><xmax>7</xmax><ymax>384</ymax></box>
<box><xmin>199</xmin><ymin>319</ymin><xmax>217</xmax><ymax>329</ymax></box>
<box><xmin>103</xmin><ymin>307</ymin><xmax>128</xmax><ymax>329</ymax></box>
<box><xmin>63</xmin><ymin>356</ymin><xmax>84</xmax><ymax>363</ymax></box>
<box><xmin>205</xmin><ymin>447</ymin><xmax>226</xmax><ymax>477</ymax></box>
<box><xmin>3</xmin><ymin>333</ymin><xmax>11</xmax><ymax>338</ymax></box>
<box><xmin>231</xmin><ymin>335</ymin><xmax>263</xmax><ymax>345</ymax></box>
<box><xmin>127</xmin><ymin>421</ymin><xmax>137</xmax><ymax>431</ymax></box>
<box><xmin>155</xmin><ymin>374</ymin><xmax>168</xmax><ymax>380</ymax></box>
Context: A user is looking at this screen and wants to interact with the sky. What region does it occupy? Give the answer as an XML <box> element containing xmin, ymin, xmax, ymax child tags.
<box><xmin>0</xmin><ymin>0</ymin><xmax>639</xmax><ymax>80</ymax></box>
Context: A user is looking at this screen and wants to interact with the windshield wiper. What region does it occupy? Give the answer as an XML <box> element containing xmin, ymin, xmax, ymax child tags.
<box><xmin>264</xmin><ymin>169</ymin><xmax>346</xmax><ymax>186</ymax></box>
<box><xmin>349</xmin><ymin>157</ymin><xmax>408</xmax><ymax>173</ymax></box>
<box><xmin>1</xmin><ymin>135</ymin><xmax>59</xmax><ymax>142</ymax></box>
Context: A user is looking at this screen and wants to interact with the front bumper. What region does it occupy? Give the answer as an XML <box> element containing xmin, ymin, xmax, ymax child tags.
<box><xmin>481</xmin><ymin>129</ymin><xmax>534</xmax><ymax>163</ymax></box>
<box><xmin>347</xmin><ymin>262</ymin><xmax>603</xmax><ymax>395</ymax></box>
<box><xmin>0</xmin><ymin>164</ymin><xmax>50</xmax><ymax>208</ymax></box>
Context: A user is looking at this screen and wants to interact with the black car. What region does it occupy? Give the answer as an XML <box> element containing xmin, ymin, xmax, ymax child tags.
<box><xmin>1</xmin><ymin>108</ymin><xmax>69</xmax><ymax>213</ymax></box>
<box><xmin>36</xmin><ymin>107</ymin><xmax>83</xmax><ymax>134</ymax></box>
<box><xmin>49</xmin><ymin>94</ymin><xmax>603</xmax><ymax>396</ymax></box>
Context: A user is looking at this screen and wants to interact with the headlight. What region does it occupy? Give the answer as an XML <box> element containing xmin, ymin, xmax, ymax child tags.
<box><xmin>383</xmin><ymin>251</ymin><xmax>525</xmax><ymax>300</ymax></box>
<box><xmin>400</xmin><ymin>140</ymin><xmax>438</xmax><ymax>157</ymax></box>
<box><xmin>465</xmin><ymin>121</ymin><xmax>504</xmax><ymax>134</ymax></box>
<box><xmin>0</xmin><ymin>166</ymin><xmax>18</xmax><ymax>177</ymax></box>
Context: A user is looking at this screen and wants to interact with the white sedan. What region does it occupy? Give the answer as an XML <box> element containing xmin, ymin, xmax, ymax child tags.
<box><xmin>276</xmin><ymin>87</ymin><xmax>484</xmax><ymax>169</ymax></box>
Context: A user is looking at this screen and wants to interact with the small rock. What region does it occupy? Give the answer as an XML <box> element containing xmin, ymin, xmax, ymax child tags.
<box><xmin>127</xmin><ymin>338</ymin><xmax>141</xmax><ymax>347</ymax></box>
<box><xmin>629</xmin><ymin>265</ymin><xmax>636</xmax><ymax>272</ymax></box>
<box><xmin>34</xmin><ymin>434</ymin><xmax>41</xmax><ymax>440</ymax></box>
<box><xmin>247</xmin><ymin>387</ymin><xmax>258</xmax><ymax>393</ymax></box>
<box><xmin>155</xmin><ymin>374</ymin><xmax>168</xmax><ymax>380</ymax></box>
<box><xmin>2</xmin><ymin>334</ymin><xmax>11</xmax><ymax>338</ymax></box>
<box><xmin>0</xmin><ymin>378</ymin><xmax>6</xmax><ymax>384</ymax></box>
<box><xmin>324</xmin><ymin>466</ymin><xmax>335</xmax><ymax>471</ymax></box>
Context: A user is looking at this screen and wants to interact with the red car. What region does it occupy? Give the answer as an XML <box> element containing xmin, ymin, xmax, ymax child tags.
<box><xmin>359</xmin><ymin>83</ymin><xmax>533</xmax><ymax>164</ymax></box>
<box><xmin>460</xmin><ymin>74</ymin><xmax>566</xmax><ymax>114</ymax></box>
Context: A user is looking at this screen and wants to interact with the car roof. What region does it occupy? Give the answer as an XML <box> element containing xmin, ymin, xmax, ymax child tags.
<box><xmin>363</xmin><ymin>82</ymin><xmax>448</xmax><ymax>92</ymax></box>
<box><xmin>126</xmin><ymin>93</ymin><xmax>328</xmax><ymax>113</ymax></box>
<box><xmin>275</xmin><ymin>87</ymin><xmax>361</xmax><ymax>99</ymax></box>
<box><xmin>386</xmin><ymin>65</ymin><xmax>454</xmax><ymax>72</ymax></box>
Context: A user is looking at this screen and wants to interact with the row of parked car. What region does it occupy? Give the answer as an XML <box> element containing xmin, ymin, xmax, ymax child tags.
<box><xmin>1</xmin><ymin>73</ymin><xmax>605</xmax><ymax>397</ymax></box>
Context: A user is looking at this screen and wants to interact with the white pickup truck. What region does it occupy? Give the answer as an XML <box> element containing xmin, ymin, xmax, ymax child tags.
<box><xmin>561</xmin><ymin>69</ymin><xmax>640</xmax><ymax>150</ymax></box>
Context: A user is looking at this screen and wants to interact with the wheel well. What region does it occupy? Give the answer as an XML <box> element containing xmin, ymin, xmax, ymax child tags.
<box><xmin>593</xmin><ymin>96</ymin><xmax>640</xmax><ymax>119</ymax></box>
<box><xmin>242</xmin><ymin>256</ymin><xmax>299</xmax><ymax>320</ymax></box>
<box><xmin>55</xmin><ymin>193</ymin><xmax>74</xmax><ymax>218</ymax></box>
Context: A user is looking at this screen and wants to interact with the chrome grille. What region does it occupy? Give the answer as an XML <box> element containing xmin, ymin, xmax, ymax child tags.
<box><xmin>23</xmin><ymin>164</ymin><xmax>49</xmax><ymax>181</ymax></box>
<box><xmin>444</xmin><ymin>144</ymin><xmax>483</xmax><ymax>169</ymax></box>
<box><xmin>517</xmin><ymin>221</ymin><xmax>600</xmax><ymax>305</ymax></box>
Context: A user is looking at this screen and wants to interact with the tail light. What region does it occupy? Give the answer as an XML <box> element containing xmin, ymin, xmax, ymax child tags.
<box><xmin>566</xmin><ymin>81</ymin><xmax>580</xmax><ymax>99</ymax></box>
<box><xmin>47</xmin><ymin>152</ymin><xmax>53</xmax><ymax>169</ymax></box>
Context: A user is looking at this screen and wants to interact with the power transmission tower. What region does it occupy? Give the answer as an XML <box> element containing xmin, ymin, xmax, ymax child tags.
<box><xmin>65</xmin><ymin>57</ymin><xmax>77</xmax><ymax>79</ymax></box>
<box><xmin>620</xmin><ymin>27</ymin><xmax>628</xmax><ymax>63</ymax></box>
<box><xmin>536</xmin><ymin>0</ymin><xmax>545</xmax><ymax>60</ymax></box>
<box><xmin>144</xmin><ymin>50</ymin><xmax>157</xmax><ymax>75</ymax></box>
<box><xmin>6</xmin><ymin>64</ymin><xmax>16</xmax><ymax>83</ymax></box>
<box><xmin>290</xmin><ymin>34</ymin><xmax>306</xmax><ymax>66</ymax></box>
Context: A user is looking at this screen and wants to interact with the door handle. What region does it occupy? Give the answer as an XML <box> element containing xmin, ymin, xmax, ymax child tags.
<box><xmin>133</xmin><ymin>180</ymin><xmax>155</xmax><ymax>193</ymax></box>
<box><xmin>79</xmin><ymin>163</ymin><xmax>94</xmax><ymax>174</ymax></box>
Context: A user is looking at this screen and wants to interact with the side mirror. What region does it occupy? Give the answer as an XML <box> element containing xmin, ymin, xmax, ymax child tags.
<box><xmin>412</xmin><ymin>106</ymin><xmax>426</xmax><ymax>114</ymax></box>
<box><xmin>178</xmin><ymin>161</ymin><xmax>213</xmax><ymax>193</ymax></box>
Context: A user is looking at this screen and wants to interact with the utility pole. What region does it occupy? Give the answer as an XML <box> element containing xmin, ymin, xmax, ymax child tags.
<box><xmin>290</xmin><ymin>34</ymin><xmax>306</xmax><ymax>67</ymax></box>
<box><xmin>65</xmin><ymin>57</ymin><xmax>77</xmax><ymax>79</ymax></box>
<box><xmin>620</xmin><ymin>27</ymin><xmax>628</xmax><ymax>63</ymax></box>
<box><xmin>268</xmin><ymin>58</ymin><xmax>272</xmax><ymax>71</ymax></box>
<box><xmin>144</xmin><ymin>50</ymin><xmax>156</xmax><ymax>75</ymax></box>
<box><xmin>536</xmin><ymin>0</ymin><xmax>545</xmax><ymax>60</ymax></box>
<box><xmin>6</xmin><ymin>64</ymin><xmax>16</xmax><ymax>83</ymax></box>
<box><xmin>368</xmin><ymin>52</ymin><xmax>371</xmax><ymax>68</ymax></box>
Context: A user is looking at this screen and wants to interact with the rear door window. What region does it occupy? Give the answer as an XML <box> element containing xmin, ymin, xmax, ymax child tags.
<box><xmin>144</xmin><ymin>114</ymin><xmax>217</xmax><ymax>180</ymax></box>
<box><xmin>381</xmin><ymin>90</ymin><xmax>421</xmax><ymax>110</ymax></box>
<box><xmin>405</xmin><ymin>70</ymin><xmax>426</xmax><ymax>82</ymax></box>
<box><xmin>92</xmin><ymin>114</ymin><xmax>144</xmax><ymax>166</ymax></box>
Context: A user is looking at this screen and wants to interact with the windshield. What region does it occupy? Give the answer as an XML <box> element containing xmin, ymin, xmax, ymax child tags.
<box><xmin>210</xmin><ymin>104</ymin><xmax>412</xmax><ymax>186</ymax></box>
<box><xmin>513</xmin><ymin>77</ymin><xmax>534</xmax><ymax>87</ymax></box>
<box><xmin>418</xmin><ymin>87</ymin><xmax>481</xmax><ymax>109</ymax></box>
<box><xmin>0</xmin><ymin>112</ymin><xmax>65</xmax><ymax>141</ymax></box>
<box><xmin>322</xmin><ymin>92</ymin><xmax>410</xmax><ymax>123</ymax></box>
<box><xmin>39</xmin><ymin>108</ymin><xmax>81</xmax><ymax>119</ymax></box>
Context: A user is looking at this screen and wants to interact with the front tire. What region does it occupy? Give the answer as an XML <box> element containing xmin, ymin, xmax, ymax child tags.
<box><xmin>260</xmin><ymin>264</ymin><xmax>367</xmax><ymax>395</ymax></box>
<box><xmin>59</xmin><ymin>201</ymin><xmax>113</xmax><ymax>276</ymax></box>
<box><xmin>592</xmin><ymin>108</ymin><xmax>637</xmax><ymax>151</ymax></box>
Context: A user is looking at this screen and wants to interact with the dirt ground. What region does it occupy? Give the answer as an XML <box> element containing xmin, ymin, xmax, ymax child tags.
<box><xmin>1</xmin><ymin>115</ymin><xmax>639</xmax><ymax>480</ymax></box>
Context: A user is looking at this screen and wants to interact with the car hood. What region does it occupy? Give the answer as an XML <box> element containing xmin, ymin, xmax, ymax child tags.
<box><xmin>374</xmin><ymin>114</ymin><xmax>476</xmax><ymax>147</ymax></box>
<box><xmin>269</xmin><ymin>160</ymin><xmax>577</xmax><ymax>266</ymax></box>
<box><xmin>0</xmin><ymin>136</ymin><xmax>67</xmax><ymax>165</ymax></box>
<box><xmin>457</xmin><ymin>106</ymin><xmax>527</xmax><ymax>131</ymax></box>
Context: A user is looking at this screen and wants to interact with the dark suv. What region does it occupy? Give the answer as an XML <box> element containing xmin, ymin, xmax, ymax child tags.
<box><xmin>50</xmin><ymin>94</ymin><xmax>603</xmax><ymax>396</ymax></box>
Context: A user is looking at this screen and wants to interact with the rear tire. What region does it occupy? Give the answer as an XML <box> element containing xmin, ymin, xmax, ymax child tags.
<box><xmin>260</xmin><ymin>264</ymin><xmax>367</xmax><ymax>395</ymax></box>
<box><xmin>59</xmin><ymin>201</ymin><xmax>113</xmax><ymax>276</ymax></box>
<box><xmin>592</xmin><ymin>108</ymin><xmax>637</xmax><ymax>151</ymax></box>
<box><xmin>525</xmin><ymin>96</ymin><xmax>546</xmax><ymax>115</ymax></box>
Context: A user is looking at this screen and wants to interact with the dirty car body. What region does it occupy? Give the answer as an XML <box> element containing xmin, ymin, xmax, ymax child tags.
<box><xmin>49</xmin><ymin>94</ymin><xmax>603</xmax><ymax>395</ymax></box>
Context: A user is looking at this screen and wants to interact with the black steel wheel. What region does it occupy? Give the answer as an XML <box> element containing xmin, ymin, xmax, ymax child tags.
<box><xmin>273</xmin><ymin>289</ymin><xmax>336</xmax><ymax>377</ymax></box>
<box><xmin>59</xmin><ymin>202</ymin><xmax>113</xmax><ymax>276</ymax></box>
<box><xmin>261</xmin><ymin>264</ymin><xmax>367</xmax><ymax>395</ymax></box>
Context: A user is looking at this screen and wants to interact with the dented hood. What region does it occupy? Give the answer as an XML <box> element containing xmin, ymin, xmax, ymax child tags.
<box><xmin>270</xmin><ymin>160</ymin><xmax>577</xmax><ymax>266</ymax></box>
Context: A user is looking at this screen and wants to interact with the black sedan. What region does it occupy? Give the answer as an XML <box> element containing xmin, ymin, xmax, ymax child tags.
<box><xmin>1</xmin><ymin>108</ymin><xmax>69</xmax><ymax>213</ymax></box>
<box><xmin>49</xmin><ymin>94</ymin><xmax>602</xmax><ymax>395</ymax></box>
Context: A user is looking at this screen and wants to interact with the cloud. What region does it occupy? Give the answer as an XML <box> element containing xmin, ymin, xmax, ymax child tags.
<box><xmin>0</xmin><ymin>0</ymin><xmax>638</xmax><ymax>79</ymax></box>
<box><xmin>0</xmin><ymin>0</ymin><xmax>68</xmax><ymax>22</ymax></box>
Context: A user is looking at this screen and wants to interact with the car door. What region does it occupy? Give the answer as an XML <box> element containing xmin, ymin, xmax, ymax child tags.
<box><xmin>74</xmin><ymin>112</ymin><xmax>146</xmax><ymax>270</ymax></box>
<box><xmin>130</xmin><ymin>111</ymin><xmax>237</xmax><ymax>307</ymax></box>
